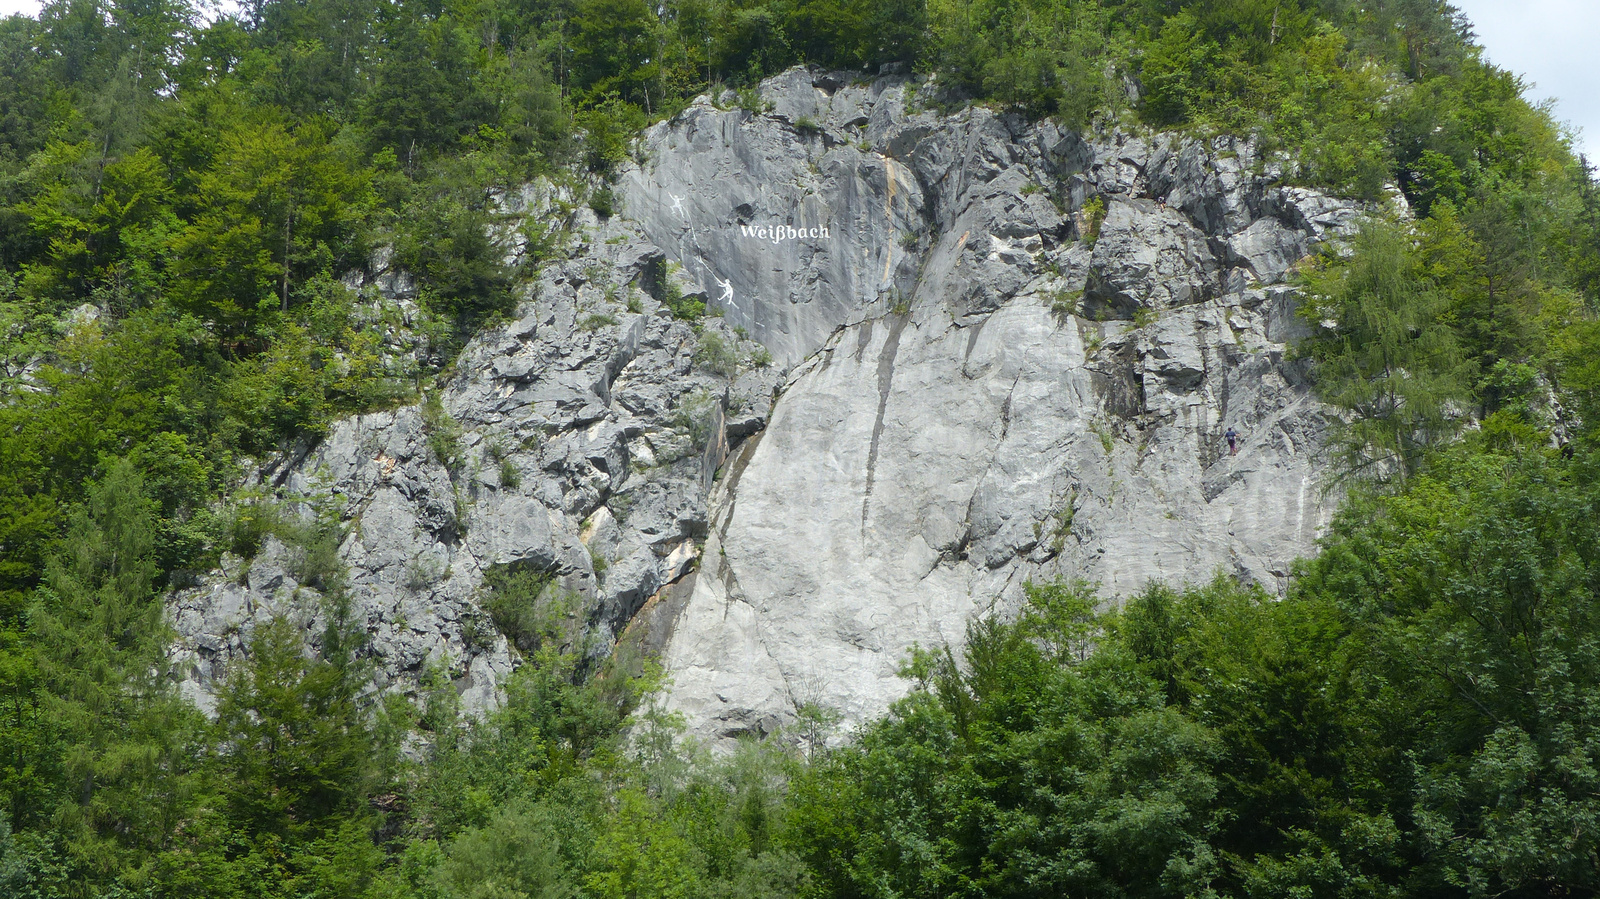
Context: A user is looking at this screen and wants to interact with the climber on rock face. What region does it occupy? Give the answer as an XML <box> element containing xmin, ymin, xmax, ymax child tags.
<box><xmin>1225</xmin><ymin>427</ymin><xmax>1239</xmax><ymax>456</ymax></box>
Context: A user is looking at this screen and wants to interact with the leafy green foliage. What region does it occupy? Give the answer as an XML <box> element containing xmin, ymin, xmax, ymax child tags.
<box><xmin>0</xmin><ymin>2</ymin><xmax>1595</xmax><ymax>897</ymax></box>
<box><xmin>20</xmin><ymin>461</ymin><xmax>207</xmax><ymax>885</ymax></box>
<box><xmin>477</xmin><ymin>563</ymin><xmax>562</xmax><ymax>657</ymax></box>
<box><xmin>692</xmin><ymin>330</ymin><xmax>739</xmax><ymax>376</ymax></box>
<box><xmin>927</xmin><ymin>0</ymin><xmax>1112</xmax><ymax>125</ymax></box>
<box><xmin>1079</xmin><ymin>194</ymin><xmax>1106</xmax><ymax>244</ymax></box>
<box><xmin>167</xmin><ymin>115</ymin><xmax>375</xmax><ymax>331</ymax></box>
<box><xmin>789</xmin><ymin>581</ymin><xmax>1226</xmax><ymax>898</ymax></box>
<box><xmin>421</xmin><ymin>391</ymin><xmax>465</xmax><ymax>472</ymax></box>
<box><xmin>1291</xmin><ymin>449</ymin><xmax>1600</xmax><ymax>895</ymax></box>
<box><xmin>649</xmin><ymin>259</ymin><xmax>705</xmax><ymax>321</ymax></box>
<box><xmin>789</xmin><ymin>456</ymin><xmax>1600</xmax><ymax>895</ymax></box>
<box><xmin>428</xmin><ymin>798</ymin><xmax>590</xmax><ymax>899</ymax></box>
<box><xmin>390</xmin><ymin>154</ymin><xmax>520</xmax><ymax>340</ymax></box>
<box><xmin>671</xmin><ymin>388</ymin><xmax>721</xmax><ymax>449</ymax></box>
<box><xmin>145</xmin><ymin>602</ymin><xmax>401</xmax><ymax>899</ymax></box>
<box><xmin>1298</xmin><ymin>219</ymin><xmax>1474</xmax><ymax>478</ymax></box>
<box><xmin>208</xmin><ymin>615</ymin><xmax>384</xmax><ymax>849</ymax></box>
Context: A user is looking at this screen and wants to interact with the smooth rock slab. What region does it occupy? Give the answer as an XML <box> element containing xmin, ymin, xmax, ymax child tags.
<box><xmin>660</xmin><ymin>293</ymin><xmax>1335</xmax><ymax>744</ymax></box>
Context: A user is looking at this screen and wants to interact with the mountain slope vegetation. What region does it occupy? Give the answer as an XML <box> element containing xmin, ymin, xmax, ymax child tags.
<box><xmin>0</xmin><ymin>0</ymin><xmax>1597</xmax><ymax>896</ymax></box>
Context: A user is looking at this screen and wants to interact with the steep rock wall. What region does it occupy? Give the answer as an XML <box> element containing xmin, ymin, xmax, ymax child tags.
<box><xmin>171</xmin><ymin>68</ymin><xmax>1364</xmax><ymax>738</ymax></box>
<box><xmin>619</xmin><ymin>70</ymin><xmax>1364</xmax><ymax>741</ymax></box>
<box><xmin>171</xmin><ymin>198</ymin><xmax>782</xmax><ymax>716</ymax></box>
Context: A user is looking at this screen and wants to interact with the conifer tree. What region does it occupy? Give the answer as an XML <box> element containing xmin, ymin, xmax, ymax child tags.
<box><xmin>1299</xmin><ymin>219</ymin><xmax>1474</xmax><ymax>479</ymax></box>
<box><xmin>28</xmin><ymin>459</ymin><xmax>203</xmax><ymax>881</ymax></box>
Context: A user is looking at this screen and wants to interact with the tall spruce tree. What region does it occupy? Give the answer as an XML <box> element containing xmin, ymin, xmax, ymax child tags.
<box><xmin>1298</xmin><ymin>219</ymin><xmax>1475</xmax><ymax>479</ymax></box>
<box><xmin>28</xmin><ymin>459</ymin><xmax>203</xmax><ymax>883</ymax></box>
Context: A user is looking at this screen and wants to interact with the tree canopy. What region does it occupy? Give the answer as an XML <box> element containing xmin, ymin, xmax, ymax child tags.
<box><xmin>0</xmin><ymin>0</ymin><xmax>1596</xmax><ymax>895</ymax></box>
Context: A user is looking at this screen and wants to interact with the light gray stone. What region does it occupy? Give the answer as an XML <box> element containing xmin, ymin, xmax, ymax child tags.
<box><xmin>169</xmin><ymin>205</ymin><xmax>776</xmax><ymax>719</ymax></box>
<box><xmin>170</xmin><ymin>66</ymin><xmax>1372</xmax><ymax>744</ymax></box>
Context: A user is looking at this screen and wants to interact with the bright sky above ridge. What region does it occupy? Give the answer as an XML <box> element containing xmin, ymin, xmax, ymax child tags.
<box><xmin>0</xmin><ymin>0</ymin><xmax>1593</xmax><ymax>163</ymax></box>
<box><xmin>1452</xmin><ymin>0</ymin><xmax>1596</xmax><ymax>163</ymax></box>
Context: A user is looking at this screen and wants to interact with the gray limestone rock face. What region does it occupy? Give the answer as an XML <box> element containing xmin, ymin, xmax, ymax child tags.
<box><xmin>1086</xmin><ymin>198</ymin><xmax>1222</xmax><ymax>315</ymax></box>
<box><xmin>169</xmin><ymin>210</ymin><xmax>783</xmax><ymax>717</ymax></box>
<box><xmin>658</xmin><ymin>295</ymin><xmax>1332</xmax><ymax>742</ymax></box>
<box><xmin>618</xmin><ymin>73</ymin><xmax>936</xmax><ymax>367</ymax></box>
<box><xmin>618</xmin><ymin>68</ymin><xmax>1371</xmax><ymax>745</ymax></box>
<box><xmin>170</xmin><ymin>66</ymin><xmax>1368</xmax><ymax>740</ymax></box>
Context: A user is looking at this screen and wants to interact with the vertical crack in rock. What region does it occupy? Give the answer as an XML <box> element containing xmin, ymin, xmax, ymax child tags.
<box><xmin>998</xmin><ymin>375</ymin><xmax>1020</xmax><ymax>441</ymax></box>
<box><xmin>172</xmin><ymin>66</ymin><xmax>1370</xmax><ymax>744</ymax></box>
<box><xmin>861</xmin><ymin>312</ymin><xmax>908</xmax><ymax>533</ymax></box>
<box><xmin>642</xmin><ymin>69</ymin><xmax>1367</xmax><ymax>746</ymax></box>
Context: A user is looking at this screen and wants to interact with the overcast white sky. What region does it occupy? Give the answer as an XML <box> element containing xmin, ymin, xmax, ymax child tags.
<box><xmin>1452</xmin><ymin>0</ymin><xmax>1597</xmax><ymax>163</ymax></box>
<box><xmin>0</xmin><ymin>0</ymin><xmax>1592</xmax><ymax>160</ymax></box>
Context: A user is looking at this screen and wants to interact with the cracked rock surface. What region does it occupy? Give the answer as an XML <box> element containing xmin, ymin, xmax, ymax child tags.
<box><xmin>172</xmin><ymin>67</ymin><xmax>1366</xmax><ymax>740</ymax></box>
<box><xmin>171</xmin><ymin>207</ymin><xmax>781</xmax><ymax>717</ymax></box>
<box><xmin>621</xmin><ymin>69</ymin><xmax>1365</xmax><ymax>743</ymax></box>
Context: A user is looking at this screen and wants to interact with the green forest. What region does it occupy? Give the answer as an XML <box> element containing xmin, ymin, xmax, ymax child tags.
<box><xmin>1</xmin><ymin>0</ymin><xmax>1599</xmax><ymax>895</ymax></box>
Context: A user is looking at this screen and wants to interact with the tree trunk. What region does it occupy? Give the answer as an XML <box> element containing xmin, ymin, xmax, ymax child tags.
<box><xmin>281</xmin><ymin>202</ymin><xmax>294</xmax><ymax>313</ymax></box>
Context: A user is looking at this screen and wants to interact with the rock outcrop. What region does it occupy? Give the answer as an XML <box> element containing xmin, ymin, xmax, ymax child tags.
<box><xmin>619</xmin><ymin>70</ymin><xmax>1363</xmax><ymax>742</ymax></box>
<box><xmin>170</xmin><ymin>68</ymin><xmax>1366</xmax><ymax>742</ymax></box>
<box><xmin>172</xmin><ymin>202</ymin><xmax>783</xmax><ymax>716</ymax></box>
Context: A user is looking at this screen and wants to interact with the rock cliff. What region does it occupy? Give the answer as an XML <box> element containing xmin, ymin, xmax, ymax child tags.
<box><xmin>170</xmin><ymin>68</ymin><xmax>1367</xmax><ymax>741</ymax></box>
<box><xmin>171</xmin><ymin>194</ymin><xmax>784</xmax><ymax>716</ymax></box>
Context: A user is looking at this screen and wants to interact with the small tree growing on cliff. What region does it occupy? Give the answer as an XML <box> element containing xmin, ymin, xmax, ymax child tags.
<box><xmin>1298</xmin><ymin>219</ymin><xmax>1473</xmax><ymax>480</ymax></box>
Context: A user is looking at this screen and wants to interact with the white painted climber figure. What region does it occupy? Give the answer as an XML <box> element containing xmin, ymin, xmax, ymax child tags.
<box><xmin>669</xmin><ymin>193</ymin><xmax>688</xmax><ymax>219</ymax></box>
<box><xmin>1225</xmin><ymin>426</ymin><xmax>1239</xmax><ymax>456</ymax></box>
<box><xmin>714</xmin><ymin>274</ymin><xmax>734</xmax><ymax>305</ymax></box>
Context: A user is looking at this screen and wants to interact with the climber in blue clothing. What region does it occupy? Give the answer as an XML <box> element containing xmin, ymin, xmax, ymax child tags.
<box><xmin>1225</xmin><ymin>427</ymin><xmax>1238</xmax><ymax>456</ymax></box>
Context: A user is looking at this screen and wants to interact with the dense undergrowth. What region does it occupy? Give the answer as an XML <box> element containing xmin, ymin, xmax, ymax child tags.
<box><xmin>1</xmin><ymin>0</ymin><xmax>1599</xmax><ymax>895</ymax></box>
